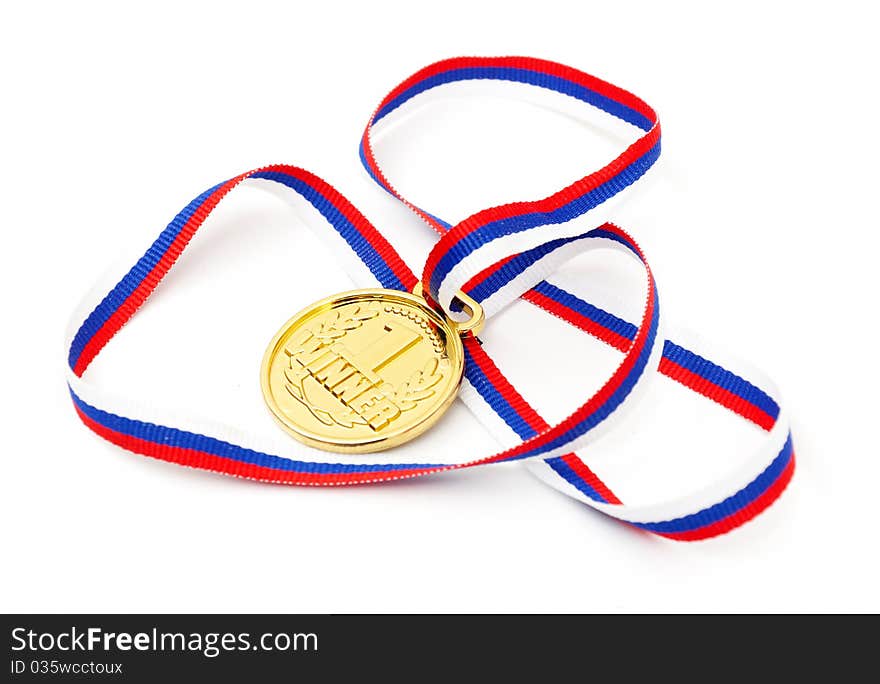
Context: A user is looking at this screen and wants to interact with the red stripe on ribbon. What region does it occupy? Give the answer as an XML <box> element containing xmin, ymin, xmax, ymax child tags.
<box><xmin>73</xmin><ymin>402</ymin><xmax>445</xmax><ymax>485</ymax></box>
<box><xmin>359</xmin><ymin>128</ymin><xmax>449</xmax><ymax>237</ymax></box>
<box><xmin>73</xmin><ymin>165</ymin><xmax>417</xmax><ymax>378</ymax></box>
<box><xmin>73</xmin><ymin>175</ymin><xmax>245</xmax><ymax>377</ymax></box>
<box><xmin>558</xmin><ymin>454</ymin><xmax>623</xmax><ymax>505</ymax></box>
<box><xmin>421</xmin><ymin>126</ymin><xmax>660</xmax><ymax>289</ymax></box>
<box><xmin>462</xmin><ymin>255</ymin><xmax>519</xmax><ymax>295</ymax></box>
<box><xmin>522</xmin><ymin>289</ymin><xmax>632</xmax><ymax>352</ymax></box>
<box><xmin>654</xmin><ymin>454</ymin><xmax>795</xmax><ymax>541</ymax></box>
<box><xmin>290</xmin><ymin>166</ymin><xmax>418</xmax><ymax>291</ymax></box>
<box><xmin>376</xmin><ymin>56</ymin><xmax>657</xmax><ymax>128</ymax></box>
<box><xmin>464</xmin><ymin>336</ymin><xmax>621</xmax><ymax>504</ymax></box>
<box><xmin>488</xmin><ymin>261</ymin><xmax>655</xmax><ymax>463</ymax></box>
<box><xmin>522</xmin><ymin>287</ymin><xmax>776</xmax><ymax>431</ymax></box>
<box><xmin>658</xmin><ymin>357</ymin><xmax>776</xmax><ymax>431</ymax></box>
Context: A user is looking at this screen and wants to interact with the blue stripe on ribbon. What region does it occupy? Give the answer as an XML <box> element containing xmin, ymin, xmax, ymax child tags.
<box><xmin>465</xmin><ymin>239</ymin><xmax>572</xmax><ymax>303</ymax></box>
<box><xmin>71</xmin><ymin>389</ymin><xmax>443</xmax><ymax>475</ymax></box>
<box><xmin>631</xmin><ymin>434</ymin><xmax>794</xmax><ymax>533</ymax></box>
<box><xmin>358</xmin><ymin>139</ymin><xmax>452</xmax><ymax>230</ymax></box>
<box><xmin>427</xmin><ymin>141</ymin><xmax>661</xmax><ymax>297</ymax></box>
<box><xmin>530</xmin><ymin>283</ymin><xmax>780</xmax><ymax>422</ymax></box>
<box><xmin>421</xmin><ymin>210</ymin><xmax>452</xmax><ymax>230</ymax></box>
<box><xmin>463</xmin><ymin>346</ymin><xmax>539</xmax><ymax>441</ymax></box>
<box><xmin>358</xmin><ymin>141</ymin><xmax>388</xmax><ymax>191</ymax></box>
<box><xmin>512</xmin><ymin>282</ymin><xmax>660</xmax><ymax>460</ymax></box>
<box><xmin>464</xmin><ymin>319</ymin><xmax>611</xmax><ymax>504</ymax></box>
<box><xmin>375</xmin><ymin>66</ymin><xmax>654</xmax><ymax>131</ymax></box>
<box><xmin>249</xmin><ymin>171</ymin><xmax>407</xmax><ymax>292</ymax></box>
<box><xmin>466</xmin><ymin>229</ymin><xmax>640</xmax><ymax>303</ymax></box>
<box><xmin>544</xmin><ymin>457</ymin><xmax>609</xmax><ymax>503</ymax></box>
<box><xmin>663</xmin><ymin>342</ymin><xmax>780</xmax><ymax>422</ymax></box>
<box><xmin>531</xmin><ymin>281</ymin><xmax>639</xmax><ymax>341</ymax></box>
<box><xmin>68</xmin><ymin>183</ymin><xmax>225</xmax><ymax>370</ymax></box>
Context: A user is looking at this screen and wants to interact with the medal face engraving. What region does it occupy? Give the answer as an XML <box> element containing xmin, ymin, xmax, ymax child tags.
<box><xmin>261</xmin><ymin>289</ymin><xmax>465</xmax><ymax>453</ymax></box>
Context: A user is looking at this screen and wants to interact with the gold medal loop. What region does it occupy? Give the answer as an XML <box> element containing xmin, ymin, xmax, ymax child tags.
<box><xmin>412</xmin><ymin>282</ymin><xmax>485</xmax><ymax>337</ymax></box>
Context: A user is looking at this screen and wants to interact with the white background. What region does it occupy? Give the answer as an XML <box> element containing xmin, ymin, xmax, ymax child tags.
<box><xmin>2</xmin><ymin>1</ymin><xmax>878</xmax><ymax>613</ymax></box>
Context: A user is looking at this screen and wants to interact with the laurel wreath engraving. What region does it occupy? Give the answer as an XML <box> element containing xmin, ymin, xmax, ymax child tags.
<box><xmin>285</xmin><ymin>366</ymin><xmax>369</xmax><ymax>428</ymax></box>
<box><xmin>311</xmin><ymin>306</ymin><xmax>380</xmax><ymax>342</ymax></box>
<box><xmin>383</xmin><ymin>358</ymin><xmax>443</xmax><ymax>411</ymax></box>
<box><xmin>282</xmin><ymin>304</ymin><xmax>444</xmax><ymax>430</ymax></box>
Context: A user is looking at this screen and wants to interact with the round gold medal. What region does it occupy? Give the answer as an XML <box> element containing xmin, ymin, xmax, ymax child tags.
<box><xmin>261</xmin><ymin>288</ymin><xmax>482</xmax><ymax>453</ymax></box>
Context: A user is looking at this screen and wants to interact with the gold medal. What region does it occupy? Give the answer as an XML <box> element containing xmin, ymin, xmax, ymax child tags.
<box><xmin>261</xmin><ymin>286</ymin><xmax>484</xmax><ymax>453</ymax></box>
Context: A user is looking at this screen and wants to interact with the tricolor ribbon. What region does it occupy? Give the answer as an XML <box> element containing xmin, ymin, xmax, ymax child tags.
<box><xmin>66</xmin><ymin>57</ymin><xmax>793</xmax><ymax>541</ymax></box>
